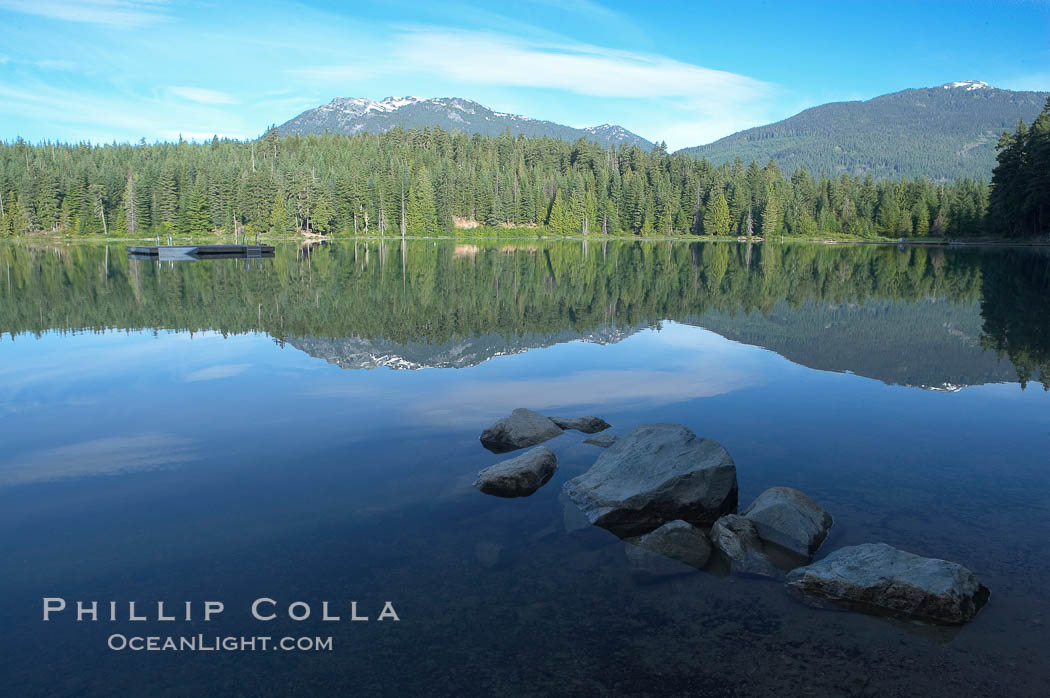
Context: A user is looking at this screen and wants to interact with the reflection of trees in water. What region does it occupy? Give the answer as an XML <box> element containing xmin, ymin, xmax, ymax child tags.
<box><xmin>978</xmin><ymin>249</ymin><xmax>1050</xmax><ymax>389</ymax></box>
<box><xmin>0</xmin><ymin>241</ymin><xmax>981</xmax><ymax>339</ymax></box>
<box><xmin>0</xmin><ymin>240</ymin><xmax>1044</xmax><ymax>388</ymax></box>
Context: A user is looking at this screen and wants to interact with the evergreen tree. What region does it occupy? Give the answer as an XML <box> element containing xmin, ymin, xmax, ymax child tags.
<box><xmin>761</xmin><ymin>186</ymin><xmax>780</xmax><ymax>236</ymax></box>
<box><xmin>703</xmin><ymin>191</ymin><xmax>731</xmax><ymax>235</ymax></box>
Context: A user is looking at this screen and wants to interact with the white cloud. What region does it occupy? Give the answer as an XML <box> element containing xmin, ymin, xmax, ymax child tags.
<box><xmin>286</xmin><ymin>65</ymin><xmax>376</xmax><ymax>82</ymax></box>
<box><xmin>0</xmin><ymin>433</ymin><xmax>195</xmax><ymax>486</ymax></box>
<box><xmin>997</xmin><ymin>72</ymin><xmax>1050</xmax><ymax>92</ymax></box>
<box><xmin>392</xmin><ymin>29</ymin><xmax>771</xmax><ymax>102</ymax></box>
<box><xmin>169</xmin><ymin>85</ymin><xmax>238</xmax><ymax>104</ymax></box>
<box><xmin>409</xmin><ymin>366</ymin><xmax>751</xmax><ymax>425</ymax></box>
<box><xmin>0</xmin><ymin>80</ymin><xmax>249</xmax><ymax>141</ymax></box>
<box><xmin>184</xmin><ymin>363</ymin><xmax>250</xmax><ymax>382</ymax></box>
<box><xmin>0</xmin><ymin>0</ymin><xmax>171</xmax><ymax>27</ymax></box>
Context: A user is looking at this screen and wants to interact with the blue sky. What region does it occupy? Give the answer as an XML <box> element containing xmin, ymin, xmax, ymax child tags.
<box><xmin>0</xmin><ymin>0</ymin><xmax>1047</xmax><ymax>149</ymax></box>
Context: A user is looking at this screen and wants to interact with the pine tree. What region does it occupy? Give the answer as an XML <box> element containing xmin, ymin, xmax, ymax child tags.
<box><xmin>184</xmin><ymin>185</ymin><xmax>210</xmax><ymax>235</ymax></box>
<box><xmin>761</xmin><ymin>187</ymin><xmax>780</xmax><ymax>236</ymax></box>
<box><xmin>547</xmin><ymin>190</ymin><xmax>569</xmax><ymax>233</ymax></box>
<box><xmin>406</xmin><ymin>167</ymin><xmax>437</xmax><ymax>233</ymax></box>
<box><xmin>269</xmin><ymin>190</ymin><xmax>289</xmax><ymax>234</ymax></box>
<box><xmin>155</xmin><ymin>165</ymin><xmax>178</xmax><ymax>229</ymax></box>
<box><xmin>703</xmin><ymin>191</ymin><xmax>731</xmax><ymax>235</ymax></box>
<box><xmin>914</xmin><ymin>204</ymin><xmax>930</xmax><ymax>237</ymax></box>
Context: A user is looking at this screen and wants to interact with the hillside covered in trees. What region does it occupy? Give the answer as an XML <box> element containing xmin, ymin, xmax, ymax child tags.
<box><xmin>677</xmin><ymin>83</ymin><xmax>1050</xmax><ymax>181</ymax></box>
<box><xmin>0</xmin><ymin>127</ymin><xmax>991</xmax><ymax>239</ymax></box>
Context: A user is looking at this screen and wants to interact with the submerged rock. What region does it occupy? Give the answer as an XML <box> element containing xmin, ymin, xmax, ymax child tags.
<box><xmin>709</xmin><ymin>514</ymin><xmax>784</xmax><ymax>579</ymax></box>
<box><xmin>743</xmin><ymin>487</ymin><xmax>833</xmax><ymax>557</ymax></box>
<box><xmin>785</xmin><ymin>543</ymin><xmax>990</xmax><ymax>625</ymax></box>
<box><xmin>480</xmin><ymin>408</ymin><xmax>564</xmax><ymax>453</ymax></box>
<box><xmin>627</xmin><ymin>519</ymin><xmax>712</xmax><ymax>570</ymax></box>
<box><xmin>473</xmin><ymin>446</ymin><xmax>558</xmax><ymax>497</ymax></box>
<box><xmin>550</xmin><ymin>416</ymin><xmax>611</xmax><ymax>434</ymax></box>
<box><xmin>624</xmin><ymin>543</ymin><xmax>697</xmax><ymax>583</ymax></box>
<box><xmin>563</xmin><ymin>423</ymin><xmax>738</xmax><ymax>537</ymax></box>
<box><xmin>559</xmin><ymin>490</ymin><xmax>591</xmax><ymax>533</ymax></box>
<box><xmin>475</xmin><ymin>541</ymin><xmax>504</xmax><ymax>569</ymax></box>
<box><xmin>583</xmin><ymin>433</ymin><xmax>620</xmax><ymax>448</ymax></box>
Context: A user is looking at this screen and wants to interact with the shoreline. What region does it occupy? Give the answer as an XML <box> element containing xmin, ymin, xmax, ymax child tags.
<box><xmin>2</xmin><ymin>232</ymin><xmax>1048</xmax><ymax>248</ymax></box>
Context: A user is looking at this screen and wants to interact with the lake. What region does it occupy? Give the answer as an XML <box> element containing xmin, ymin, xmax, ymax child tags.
<box><xmin>0</xmin><ymin>239</ymin><xmax>1048</xmax><ymax>696</ymax></box>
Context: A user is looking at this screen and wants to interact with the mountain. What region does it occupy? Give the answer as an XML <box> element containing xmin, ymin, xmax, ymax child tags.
<box><xmin>285</xmin><ymin>326</ymin><xmax>643</xmax><ymax>371</ymax></box>
<box><xmin>677</xmin><ymin>81</ymin><xmax>1050</xmax><ymax>181</ymax></box>
<box><xmin>276</xmin><ymin>96</ymin><xmax>654</xmax><ymax>149</ymax></box>
<box><xmin>687</xmin><ymin>298</ymin><xmax>1017</xmax><ymax>391</ymax></box>
<box><xmin>285</xmin><ymin>301</ymin><xmax>1016</xmax><ymax>390</ymax></box>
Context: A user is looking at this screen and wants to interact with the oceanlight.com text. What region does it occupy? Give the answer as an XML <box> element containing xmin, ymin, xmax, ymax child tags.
<box><xmin>107</xmin><ymin>634</ymin><xmax>333</xmax><ymax>652</ymax></box>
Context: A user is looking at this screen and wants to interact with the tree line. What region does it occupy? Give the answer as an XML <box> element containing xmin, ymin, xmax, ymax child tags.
<box><xmin>988</xmin><ymin>97</ymin><xmax>1050</xmax><ymax>237</ymax></box>
<box><xmin>0</xmin><ymin>126</ymin><xmax>996</xmax><ymax>239</ymax></box>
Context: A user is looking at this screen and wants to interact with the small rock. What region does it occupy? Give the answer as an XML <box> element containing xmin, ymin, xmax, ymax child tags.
<box><xmin>550</xmin><ymin>416</ymin><xmax>611</xmax><ymax>433</ymax></box>
<box><xmin>627</xmin><ymin>520</ymin><xmax>712</xmax><ymax>570</ymax></box>
<box><xmin>785</xmin><ymin>543</ymin><xmax>990</xmax><ymax>624</ymax></box>
<box><xmin>473</xmin><ymin>446</ymin><xmax>557</xmax><ymax>497</ymax></box>
<box><xmin>583</xmin><ymin>433</ymin><xmax>620</xmax><ymax>448</ymax></box>
<box><xmin>709</xmin><ymin>514</ymin><xmax>783</xmax><ymax>579</ymax></box>
<box><xmin>475</xmin><ymin>541</ymin><xmax>504</xmax><ymax>569</ymax></box>
<box><xmin>480</xmin><ymin>408</ymin><xmax>564</xmax><ymax>453</ymax></box>
<box><xmin>743</xmin><ymin>487</ymin><xmax>833</xmax><ymax>557</ymax></box>
<box><xmin>563</xmin><ymin>423</ymin><xmax>738</xmax><ymax>537</ymax></box>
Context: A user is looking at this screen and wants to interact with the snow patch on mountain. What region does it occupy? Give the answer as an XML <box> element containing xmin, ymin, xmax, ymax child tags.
<box><xmin>942</xmin><ymin>80</ymin><xmax>991</xmax><ymax>91</ymax></box>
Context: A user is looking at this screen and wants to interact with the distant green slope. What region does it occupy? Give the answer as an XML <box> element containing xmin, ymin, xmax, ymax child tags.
<box><xmin>677</xmin><ymin>82</ymin><xmax>1050</xmax><ymax>181</ymax></box>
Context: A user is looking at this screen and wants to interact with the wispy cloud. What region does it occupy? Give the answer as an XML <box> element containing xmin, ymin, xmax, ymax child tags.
<box><xmin>997</xmin><ymin>72</ymin><xmax>1050</xmax><ymax>92</ymax></box>
<box><xmin>0</xmin><ymin>80</ymin><xmax>250</xmax><ymax>141</ymax></box>
<box><xmin>286</xmin><ymin>65</ymin><xmax>376</xmax><ymax>83</ymax></box>
<box><xmin>184</xmin><ymin>363</ymin><xmax>250</xmax><ymax>382</ymax></box>
<box><xmin>169</xmin><ymin>86</ymin><xmax>238</xmax><ymax>105</ymax></box>
<box><xmin>392</xmin><ymin>29</ymin><xmax>772</xmax><ymax>102</ymax></box>
<box><xmin>0</xmin><ymin>433</ymin><xmax>195</xmax><ymax>486</ymax></box>
<box><xmin>0</xmin><ymin>0</ymin><xmax>171</xmax><ymax>27</ymax></box>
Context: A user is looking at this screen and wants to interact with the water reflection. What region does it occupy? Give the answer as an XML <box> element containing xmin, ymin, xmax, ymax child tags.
<box><xmin>1</xmin><ymin>240</ymin><xmax>1049</xmax><ymax>696</ymax></box>
<box><xmin>2</xmin><ymin>240</ymin><xmax>1046</xmax><ymax>389</ymax></box>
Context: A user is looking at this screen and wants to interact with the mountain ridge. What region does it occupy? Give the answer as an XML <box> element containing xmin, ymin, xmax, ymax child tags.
<box><xmin>276</xmin><ymin>95</ymin><xmax>654</xmax><ymax>149</ymax></box>
<box><xmin>676</xmin><ymin>82</ymin><xmax>1050</xmax><ymax>180</ymax></box>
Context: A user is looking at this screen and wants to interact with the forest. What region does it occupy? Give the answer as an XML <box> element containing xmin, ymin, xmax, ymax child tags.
<box><xmin>0</xmin><ymin>126</ymin><xmax>993</xmax><ymax>239</ymax></box>
<box><xmin>988</xmin><ymin>97</ymin><xmax>1050</xmax><ymax>237</ymax></box>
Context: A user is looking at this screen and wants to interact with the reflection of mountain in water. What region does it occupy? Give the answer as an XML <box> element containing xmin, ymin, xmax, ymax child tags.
<box><xmin>1</xmin><ymin>240</ymin><xmax>1045</xmax><ymax>389</ymax></box>
<box><xmin>688</xmin><ymin>299</ymin><xmax>1019</xmax><ymax>389</ymax></box>
<box><xmin>286</xmin><ymin>300</ymin><xmax>1017</xmax><ymax>389</ymax></box>
<box><xmin>287</xmin><ymin>326</ymin><xmax>644</xmax><ymax>371</ymax></box>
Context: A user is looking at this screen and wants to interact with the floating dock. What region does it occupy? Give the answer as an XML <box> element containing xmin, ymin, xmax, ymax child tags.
<box><xmin>127</xmin><ymin>244</ymin><xmax>275</xmax><ymax>261</ymax></box>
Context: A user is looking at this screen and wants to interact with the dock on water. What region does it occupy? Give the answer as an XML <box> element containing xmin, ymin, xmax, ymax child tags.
<box><xmin>127</xmin><ymin>244</ymin><xmax>275</xmax><ymax>260</ymax></box>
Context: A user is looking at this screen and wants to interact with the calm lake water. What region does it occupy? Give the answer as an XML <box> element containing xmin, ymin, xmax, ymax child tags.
<box><xmin>0</xmin><ymin>239</ymin><xmax>1048</xmax><ymax>697</ymax></box>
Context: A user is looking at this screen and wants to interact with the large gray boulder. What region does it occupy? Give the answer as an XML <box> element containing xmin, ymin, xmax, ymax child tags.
<box><xmin>785</xmin><ymin>543</ymin><xmax>990</xmax><ymax>625</ymax></box>
<box><xmin>474</xmin><ymin>446</ymin><xmax>558</xmax><ymax>497</ymax></box>
<box><xmin>563</xmin><ymin>424</ymin><xmax>738</xmax><ymax>537</ymax></box>
<box><xmin>742</xmin><ymin>487</ymin><xmax>833</xmax><ymax>557</ymax></box>
<box><xmin>550</xmin><ymin>416</ymin><xmax>611</xmax><ymax>434</ymax></box>
<box><xmin>627</xmin><ymin>519</ymin><xmax>712</xmax><ymax>570</ymax></box>
<box><xmin>480</xmin><ymin>408</ymin><xmax>564</xmax><ymax>453</ymax></box>
<box><xmin>708</xmin><ymin>514</ymin><xmax>784</xmax><ymax>579</ymax></box>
